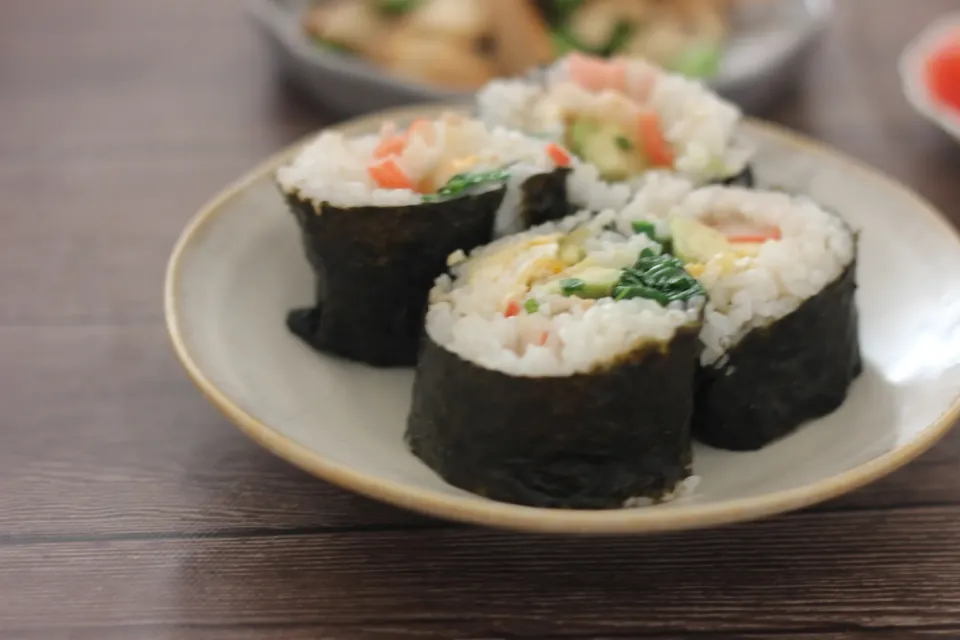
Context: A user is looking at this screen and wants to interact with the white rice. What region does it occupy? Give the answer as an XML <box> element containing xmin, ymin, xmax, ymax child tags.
<box><xmin>476</xmin><ymin>55</ymin><xmax>752</xmax><ymax>186</ymax></box>
<box><xmin>609</xmin><ymin>181</ymin><xmax>857</xmax><ymax>366</ymax></box>
<box><xmin>274</xmin><ymin>113</ymin><xmax>565</xmax><ymax>234</ymax></box>
<box><xmin>426</xmin><ymin>210</ymin><xmax>703</xmax><ymax>377</ymax></box>
<box><xmin>565</xmin><ymin>161</ymin><xmax>636</xmax><ymax>212</ymax></box>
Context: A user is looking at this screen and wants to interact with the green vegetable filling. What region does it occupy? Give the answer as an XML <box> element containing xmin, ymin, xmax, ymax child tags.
<box><xmin>371</xmin><ymin>0</ymin><xmax>421</xmax><ymax>17</ymax></box>
<box><xmin>567</xmin><ymin>118</ymin><xmax>648</xmax><ymax>181</ymax></box>
<box><xmin>549</xmin><ymin>19</ymin><xmax>634</xmax><ymax>58</ymax></box>
<box><xmin>613</xmin><ymin>249</ymin><xmax>705</xmax><ymax>305</ymax></box>
<box><xmin>669</xmin><ymin>215</ymin><xmax>730</xmax><ymax>264</ymax></box>
<box><xmin>632</xmin><ymin>221</ymin><xmax>673</xmax><ymax>255</ymax></box>
<box><xmin>554</xmin><ymin>267</ymin><xmax>623</xmax><ymax>299</ymax></box>
<box><xmin>524</xmin><ymin>299</ymin><xmax>540</xmax><ymax>314</ymax></box>
<box><xmin>422</xmin><ymin>166</ymin><xmax>512</xmax><ymax>201</ymax></box>
<box><xmin>550</xmin><ymin>28</ymin><xmax>582</xmax><ymax>56</ymax></box>
<box><xmin>631</xmin><ymin>221</ymin><xmax>657</xmax><ymax>239</ymax></box>
<box><xmin>669</xmin><ymin>42</ymin><xmax>723</xmax><ymax>79</ymax></box>
<box><xmin>552</xmin><ymin>0</ymin><xmax>584</xmax><ymax>22</ymax></box>
<box><xmin>599</xmin><ymin>21</ymin><xmax>634</xmax><ymax>57</ymax></box>
<box><xmin>560</xmin><ymin>278</ymin><xmax>586</xmax><ymax>296</ymax></box>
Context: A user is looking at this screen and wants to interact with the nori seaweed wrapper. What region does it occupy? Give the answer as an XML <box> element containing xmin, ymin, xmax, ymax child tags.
<box><xmin>406</xmin><ymin>327</ymin><xmax>702</xmax><ymax>509</ymax></box>
<box><xmin>693</xmin><ymin>258</ymin><xmax>862</xmax><ymax>451</ymax></box>
<box><xmin>519</xmin><ymin>167</ymin><xmax>574</xmax><ymax>228</ymax></box>
<box><xmin>284</xmin><ymin>188</ymin><xmax>504</xmax><ymax>367</ymax></box>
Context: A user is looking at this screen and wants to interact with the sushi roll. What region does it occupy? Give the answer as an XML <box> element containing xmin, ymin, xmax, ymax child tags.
<box><xmin>617</xmin><ymin>184</ymin><xmax>862</xmax><ymax>451</ymax></box>
<box><xmin>275</xmin><ymin>113</ymin><xmax>575</xmax><ymax>367</ymax></box>
<box><xmin>476</xmin><ymin>52</ymin><xmax>752</xmax><ymax>190</ymax></box>
<box><xmin>405</xmin><ymin>211</ymin><xmax>705</xmax><ymax>509</ymax></box>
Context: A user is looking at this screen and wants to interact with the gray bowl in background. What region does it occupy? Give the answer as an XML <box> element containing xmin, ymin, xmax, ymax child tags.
<box><xmin>247</xmin><ymin>0</ymin><xmax>833</xmax><ymax>116</ymax></box>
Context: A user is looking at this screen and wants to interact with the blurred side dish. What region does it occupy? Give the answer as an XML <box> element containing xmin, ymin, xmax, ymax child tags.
<box><xmin>303</xmin><ymin>0</ymin><xmax>746</xmax><ymax>91</ymax></box>
<box><xmin>925</xmin><ymin>30</ymin><xmax>960</xmax><ymax>112</ymax></box>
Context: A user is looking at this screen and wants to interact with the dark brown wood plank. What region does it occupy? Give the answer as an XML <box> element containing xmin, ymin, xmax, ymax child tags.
<box><xmin>1</xmin><ymin>162</ymin><xmax>252</xmax><ymax>326</ymax></box>
<box><xmin>3</xmin><ymin>508</ymin><xmax>960</xmax><ymax>636</ymax></box>
<box><xmin>0</xmin><ymin>0</ymin><xmax>325</xmax><ymax>326</ymax></box>
<box><xmin>6</xmin><ymin>627</ymin><xmax>960</xmax><ymax>640</ymax></box>
<box><xmin>0</xmin><ymin>327</ymin><xmax>432</xmax><ymax>538</ymax></box>
<box><xmin>641</xmin><ymin>633</ymin><xmax>960</xmax><ymax>640</ymax></box>
<box><xmin>0</xmin><ymin>0</ymin><xmax>325</xmax><ymax>156</ymax></box>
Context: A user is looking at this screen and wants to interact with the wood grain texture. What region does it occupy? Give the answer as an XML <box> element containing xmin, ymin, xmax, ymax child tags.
<box><xmin>2</xmin><ymin>0</ymin><xmax>960</xmax><ymax>638</ymax></box>
<box><xmin>4</xmin><ymin>509</ymin><xmax>960</xmax><ymax>637</ymax></box>
<box><xmin>5</xmin><ymin>628</ymin><xmax>960</xmax><ymax>640</ymax></box>
<box><xmin>0</xmin><ymin>0</ymin><xmax>326</xmax><ymax>326</ymax></box>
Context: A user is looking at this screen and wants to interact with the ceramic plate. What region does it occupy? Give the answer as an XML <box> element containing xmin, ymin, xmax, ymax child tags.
<box><xmin>165</xmin><ymin>104</ymin><xmax>960</xmax><ymax>535</ymax></box>
<box><xmin>247</xmin><ymin>0</ymin><xmax>832</xmax><ymax>114</ymax></box>
<box><xmin>900</xmin><ymin>13</ymin><xmax>960</xmax><ymax>143</ymax></box>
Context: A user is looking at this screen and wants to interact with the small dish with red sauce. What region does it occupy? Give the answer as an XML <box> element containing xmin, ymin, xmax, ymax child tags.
<box><xmin>900</xmin><ymin>14</ymin><xmax>960</xmax><ymax>142</ymax></box>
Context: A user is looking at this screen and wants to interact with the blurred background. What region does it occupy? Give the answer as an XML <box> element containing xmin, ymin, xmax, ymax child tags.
<box><xmin>4</xmin><ymin>0</ymin><xmax>958</xmax><ymax>325</ymax></box>
<box><xmin>267</xmin><ymin>0</ymin><xmax>830</xmax><ymax>112</ymax></box>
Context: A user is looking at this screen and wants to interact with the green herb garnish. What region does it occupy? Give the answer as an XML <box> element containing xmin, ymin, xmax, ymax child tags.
<box><xmin>631</xmin><ymin>221</ymin><xmax>673</xmax><ymax>254</ymax></box>
<box><xmin>615</xmin><ymin>284</ymin><xmax>671</xmax><ymax>306</ymax></box>
<box><xmin>598</xmin><ymin>21</ymin><xmax>634</xmax><ymax>57</ymax></box>
<box><xmin>613</xmin><ymin>248</ymin><xmax>705</xmax><ymax>306</ymax></box>
<box><xmin>550</xmin><ymin>27</ymin><xmax>582</xmax><ymax>56</ymax></box>
<box><xmin>615</xmin><ymin>135</ymin><xmax>634</xmax><ymax>151</ymax></box>
<box><xmin>524</xmin><ymin>299</ymin><xmax>540</xmax><ymax>314</ymax></box>
<box><xmin>371</xmin><ymin>0</ymin><xmax>421</xmax><ymax>17</ymax></box>
<box><xmin>550</xmin><ymin>19</ymin><xmax>633</xmax><ymax>58</ymax></box>
<box><xmin>631</xmin><ymin>220</ymin><xmax>656</xmax><ymax>239</ymax></box>
<box><xmin>422</xmin><ymin>165</ymin><xmax>513</xmax><ymax>202</ymax></box>
<box><xmin>560</xmin><ymin>278</ymin><xmax>586</xmax><ymax>296</ymax></box>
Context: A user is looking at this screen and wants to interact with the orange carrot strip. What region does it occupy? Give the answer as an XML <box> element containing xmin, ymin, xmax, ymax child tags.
<box><xmin>637</xmin><ymin>110</ymin><xmax>674</xmax><ymax>168</ymax></box>
<box><xmin>504</xmin><ymin>300</ymin><xmax>521</xmax><ymax>317</ymax></box>
<box><xmin>368</xmin><ymin>158</ymin><xmax>414</xmax><ymax>190</ymax></box>
<box><xmin>546</xmin><ymin>143</ymin><xmax>572</xmax><ymax>167</ymax></box>
<box><xmin>727</xmin><ymin>229</ymin><xmax>782</xmax><ymax>243</ymax></box>
<box><xmin>374</xmin><ymin>119</ymin><xmax>436</xmax><ymax>159</ymax></box>
<box><xmin>537</xmin><ymin>331</ymin><xmax>549</xmax><ymax>346</ymax></box>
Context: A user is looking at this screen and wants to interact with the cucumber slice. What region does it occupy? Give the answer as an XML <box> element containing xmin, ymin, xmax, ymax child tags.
<box><xmin>558</xmin><ymin>226</ymin><xmax>591</xmax><ymax>265</ymax></box>
<box><xmin>562</xmin><ymin>266</ymin><xmax>622</xmax><ymax>299</ymax></box>
<box><xmin>669</xmin><ymin>216</ymin><xmax>733</xmax><ymax>263</ymax></box>
<box><xmin>567</xmin><ymin>119</ymin><xmax>600</xmax><ymax>157</ymax></box>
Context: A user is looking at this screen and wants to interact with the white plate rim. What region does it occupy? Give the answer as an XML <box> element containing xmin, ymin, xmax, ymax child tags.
<box><xmin>164</xmin><ymin>104</ymin><xmax>960</xmax><ymax>535</ymax></box>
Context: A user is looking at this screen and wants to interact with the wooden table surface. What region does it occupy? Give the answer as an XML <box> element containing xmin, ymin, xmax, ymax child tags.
<box><xmin>4</xmin><ymin>1</ymin><xmax>960</xmax><ymax>638</ymax></box>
